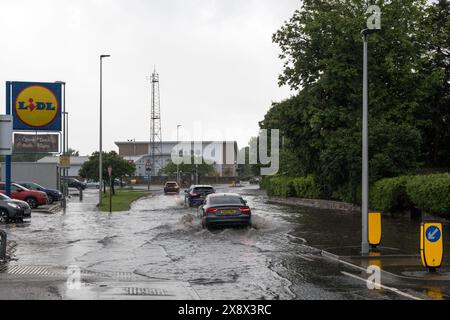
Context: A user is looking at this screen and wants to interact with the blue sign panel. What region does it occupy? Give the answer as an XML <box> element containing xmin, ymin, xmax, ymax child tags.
<box><xmin>11</xmin><ymin>81</ymin><xmax>62</xmax><ymax>131</ymax></box>
<box><xmin>426</xmin><ymin>226</ymin><xmax>441</xmax><ymax>243</ymax></box>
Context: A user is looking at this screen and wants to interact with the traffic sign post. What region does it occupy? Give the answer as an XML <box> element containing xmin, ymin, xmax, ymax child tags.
<box><xmin>146</xmin><ymin>161</ymin><xmax>151</xmax><ymax>191</ymax></box>
<box><xmin>421</xmin><ymin>222</ymin><xmax>444</xmax><ymax>272</ymax></box>
<box><xmin>108</xmin><ymin>166</ymin><xmax>112</xmax><ymax>213</ymax></box>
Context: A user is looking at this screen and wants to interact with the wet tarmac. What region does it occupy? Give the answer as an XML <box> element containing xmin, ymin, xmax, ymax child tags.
<box><xmin>1</xmin><ymin>185</ymin><xmax>449</xmax><ymax>300</ymax></box>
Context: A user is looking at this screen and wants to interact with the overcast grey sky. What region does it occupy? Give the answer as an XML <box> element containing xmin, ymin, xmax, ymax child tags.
<box><xmin>0</xmin><ymin>0</ymin><xmax>299</xmax><ymax>155</ymax></box>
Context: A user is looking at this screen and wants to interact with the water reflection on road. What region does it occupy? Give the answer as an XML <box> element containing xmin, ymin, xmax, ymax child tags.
<box><xmin>3</xmin><ymin>186</ymin><xmax>448</xmax><ymax>300</ymax></box>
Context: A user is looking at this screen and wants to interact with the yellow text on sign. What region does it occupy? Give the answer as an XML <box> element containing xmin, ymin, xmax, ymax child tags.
<box><xmin>59</xmin><ymin>156</ymin><xmax>71</xmax><ymax>168</ymax></box>
<box><xmin>421</xmin><ymin>222</ymin><xmax>443</xmax><ymax>269</ymax></box>
<box><xmin>368</xmin><ymin>212</ymin><xmax>382</xmax><ymax>247</ymax></box>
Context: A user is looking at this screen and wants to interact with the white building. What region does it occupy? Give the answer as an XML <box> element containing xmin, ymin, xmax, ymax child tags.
<box><xmin>115</xmin><ymin>141</ymin><xmax>238</xmax><ymax>177</ymax></box>
<box><xmin>37</xmin><ymin>156</ymin><xmax>89</xmax><ymax>178</ymax></box>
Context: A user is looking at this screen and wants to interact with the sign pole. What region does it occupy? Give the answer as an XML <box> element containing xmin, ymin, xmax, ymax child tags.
<box><xmin>108</xmin><ymin>166</ymin><xmax>112</xmax><ymax>213</ymax></box>
<box><xmin>5</xmin><ymin>82</ymin><xmax>11</xmax><ymax>197</ymax></box>
<box><xmin>110</xmin><ymin>176</ymin><xmax>112</xmax><ymax>213</ymax></box>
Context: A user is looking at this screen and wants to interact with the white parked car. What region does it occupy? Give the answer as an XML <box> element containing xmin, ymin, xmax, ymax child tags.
<box><xmin>86</xmin><ymin>181</ymin><xmax>100</xmax><ymax>189</ymax></box>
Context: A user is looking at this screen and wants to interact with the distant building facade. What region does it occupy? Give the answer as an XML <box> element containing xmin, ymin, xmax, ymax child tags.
<box><xmin>37</xmin><ymin>156</ymin><xmax>89</xmax><ymax>178</ymax></box>
<box><xmin>115</xmin><ymin>141</ymin><xmax>238</xmax><ymax>177</ymax></box>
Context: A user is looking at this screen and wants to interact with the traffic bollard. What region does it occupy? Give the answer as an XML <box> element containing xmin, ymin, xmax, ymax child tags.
<box><xmin>0</xmin><ymin>230</ymin><xmax>7</xmax><ymax>260</ymax></box>
<box><xmin>79</xmin><ymin>188</ymin><xmax>83</xmax><ymax>202</ymax></box>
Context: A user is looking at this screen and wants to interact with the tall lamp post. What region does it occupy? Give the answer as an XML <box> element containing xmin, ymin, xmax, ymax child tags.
<box><xmin>99</xmin><ymin>54</ymin><xmax>111</xmax><ymax>205</ymax></box>
<box><xmin>361</xmin><ymin>28</ymin><xmax>378</xmax><ymax>255</ymax></box>
<box><xmin>55</xmin><ymin>81</ymin><xmax>66</xmax><ymax>198</ymax></box>
<box><xmin>62</xmin><ymin>111</ymin><xmax>69</xmax><ymax>197</ymax></box>
<box><xmin>176</xmin><ymin>125</ymin><xmax>182</xmax><ymax>185</ymax></box>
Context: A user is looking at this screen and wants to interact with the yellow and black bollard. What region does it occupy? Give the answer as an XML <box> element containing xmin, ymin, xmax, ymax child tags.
<box><xmin>368</xmin><ymin>212</ymin><xmax>382</xmax><ymax>249</ymax></box>
<box><xmin>420</xmin><ymin>222</ymin><xmax>444</xmax><ymax>273</ymax></box>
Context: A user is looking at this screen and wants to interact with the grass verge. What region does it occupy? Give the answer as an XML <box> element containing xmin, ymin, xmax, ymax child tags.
<box><xmin>99</xmin><ymin>189</ymin><xmax>151</xmax><ymax>212</ymax></box>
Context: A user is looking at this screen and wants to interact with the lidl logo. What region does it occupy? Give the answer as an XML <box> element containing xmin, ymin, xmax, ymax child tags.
<box><xmin>11</xmin><ymin>82</ymin><xmax>62</xmax><ymax>131</ymax></box>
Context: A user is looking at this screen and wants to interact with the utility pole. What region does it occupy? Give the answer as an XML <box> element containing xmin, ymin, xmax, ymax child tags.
<box><xmin>99</xmin><ymin>54</ymin><xmax>111</xmax><ymax>206</ymax></box>
<box><xmin>177</xmin><ymin>125</ymin><xmax>182</xmax><ymax>185</ymax></box>
<box><xmin>361</xmin><ymin>27</ymin><xmax>379</xmax><ymax>255</ymax></box>
<box><xmin>361</xmin><ymin>30</ymin><xmax>370</xmax><ymax>255</ymax></box>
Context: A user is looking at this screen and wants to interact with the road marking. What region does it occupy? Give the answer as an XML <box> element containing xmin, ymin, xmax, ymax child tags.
<box><xmin>341</xmin><ymin>271</ymin><xmax>423</xmax><ymax>300</ymax></box>
<box><xmin>297</xmin><ymin>253</ymin><xmax>314</xmax><ymax>262</ymax></box>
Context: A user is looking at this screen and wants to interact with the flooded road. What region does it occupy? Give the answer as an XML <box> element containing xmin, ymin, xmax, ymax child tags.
<box><xmin>1</xmin><ymin>185</ymin><xmax>449</xmax><ymax>300</ymax></box>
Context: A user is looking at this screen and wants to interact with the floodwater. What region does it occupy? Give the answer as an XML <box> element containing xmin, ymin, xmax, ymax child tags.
<box><xmin>1</xmin><ymin>185</ymin><xmax>449</xmax><ymax>300</ymax></box>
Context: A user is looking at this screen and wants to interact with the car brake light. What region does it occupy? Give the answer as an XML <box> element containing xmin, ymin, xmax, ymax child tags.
<box><xmin>239</xmin><ymin>207</ymin><xmax>251</xmax><ymax>214</ymax></box>
<box><xmin>206</xmin><ymin>208</ymin><xmax>219</xmax><ymax>214</ymax></box>
<box><xmin>190</xmin><ymin>192</ymin><xmax>198</xmax><ymax>197</ymax></box>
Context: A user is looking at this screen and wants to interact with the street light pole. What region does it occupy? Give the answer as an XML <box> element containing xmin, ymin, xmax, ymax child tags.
<box><xmin>99</xmin><ymin>54</ymin><xmax>111</xmax><ymax>206</ymax></box>
<box><xmin>55</xmin><ymin>81</ymin><xmax>67</xmax><ymax>199</ymax></box>
<box><xmin>362</xmin><ymin>31</ymin><xmax>370</xmax><ymax>255</ymax></box>
<box><xmin>361</xmin><ymin>29</ymin><xmax>378</xmax><ymax>255</ymax></box>
<box><xmin>177</xmin><ymin>125</ymin><xmax>182</xmax><ymax>185</ymax></box>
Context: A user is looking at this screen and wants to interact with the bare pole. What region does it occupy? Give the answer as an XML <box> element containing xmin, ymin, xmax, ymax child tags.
<box><xmin>177</xmin><ymin>124</ymin><xmax>182</xmax><ymax>185</ymax></box>
<box><xmin>99</xmin><ymin>54</ymin><xmax>110</xmax><ymax>206</ymax></box>
<box><xmin>362</xmin><ymin>32</ymin><xmax>369</xmax><ymax>255</ymax></box>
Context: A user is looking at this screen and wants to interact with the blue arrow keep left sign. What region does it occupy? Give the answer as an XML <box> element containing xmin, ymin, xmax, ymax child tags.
<box><xmin>426</xmin><ymin>226</ymin><xmax>441</xmax><ymax>243</ymax></box>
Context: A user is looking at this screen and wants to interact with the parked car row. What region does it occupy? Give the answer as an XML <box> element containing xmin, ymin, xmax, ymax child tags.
<box><xmin>15</xmin><ymin>181</ymin><xmax>63</xmax><ymax>204</ymax></box>
<box><xmin>85</xmin><ymin>179</ymin><xmax>127</xmax><ymax>189</ymax></box>
<box><xmin>0</xmin><ymin>192</ymin><xmax>31</xmax><ymax>223</ymax></box>
<box><xmin>0</xmin><ymin>179</ymin><xmax>66</xmax><ymax>223</ymax></box>
<box><xmin>0</xmin><ymin>182</ymin><xmax>48</xmax><ymax>209</ymax></box>
<box><xmin>61</xmin><ymin>177</ymin><xmax>87</xmax><ymax>190</ymax></box>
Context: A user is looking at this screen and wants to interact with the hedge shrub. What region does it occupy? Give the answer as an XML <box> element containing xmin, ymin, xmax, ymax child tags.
<box><xmin>292</xmin><ymin>176</ymin><xmax>322</xmax><ymax>199</ymax></box>
<box><xmin>370</xmin><ymin>176</ymin><xmax>411</xmax><ymax>213</ymax></box>
<box><xmin>371</xmin><ymin>173</ymin><xmax>450</xmax><ymax>216</ymax></box>
<box><xmin>405</xmin><ymin>174</ymin><xmax>450</xmax><ymax>215</ymax></box>
<box><xmin>261</xmin><ymin>175</ymin><xmax>321</xmax><ymax>199</ymax></box>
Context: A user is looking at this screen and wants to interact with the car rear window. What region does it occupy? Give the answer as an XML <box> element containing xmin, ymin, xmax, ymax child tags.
<box><xmin>194</xmin><ymin>187</ymin><xmax>214</xmax><ymax>193</ymax></box>
<box><xmin>166</xmin><ymin>183</ymin><xmax>177</xmax><ymax>187</ymax></box>
<box><xmin>209</xmin><ymin>196</ymin><xmax>245</xmax><ymax>205</ymax></box>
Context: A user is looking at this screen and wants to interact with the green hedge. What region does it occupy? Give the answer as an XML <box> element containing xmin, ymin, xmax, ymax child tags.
<box><xmin>370</xmin><ymin>173</ymin><xmax>450</xmax><ymax>216</ymax></box>
<box><xmin>262</xmin><ymin>176</ymin><xmax>321</xmax><ymax>199</ymax></box>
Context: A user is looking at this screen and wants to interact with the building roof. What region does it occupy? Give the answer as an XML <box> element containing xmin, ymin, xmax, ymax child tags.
<box><xmin>37</xmin><ymin>156</ymin><xmax>89</xmax><ymax>165</ymax></box>
<box><xmin>115</xmin><ymin>141</ymin><xmax>238</xmax><ymax>145</ymax></box>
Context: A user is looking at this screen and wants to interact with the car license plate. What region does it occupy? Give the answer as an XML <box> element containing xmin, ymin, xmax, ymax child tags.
<box><xmin>221</xmin><ymin>210</ymin><xmax>236</xmax><ymax>215</ymax></box>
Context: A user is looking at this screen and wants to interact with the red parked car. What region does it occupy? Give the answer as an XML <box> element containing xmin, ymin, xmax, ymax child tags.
<box><xmin>0</xmin><ymin>182</ymin><xmax>48</xmax><ymax>209</ymax></box>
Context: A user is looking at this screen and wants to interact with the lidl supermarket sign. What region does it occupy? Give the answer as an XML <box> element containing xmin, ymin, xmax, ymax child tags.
<box><xmin>12</xmin><ymin>82</ymin><xmax>62</xmax><ymax>131</ymax></box>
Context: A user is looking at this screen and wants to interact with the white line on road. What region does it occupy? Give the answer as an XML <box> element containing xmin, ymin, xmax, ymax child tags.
<box><xmin>297</xmin><ymin>254</ymin><xmax>315</xmax><ymax>262</ymax></box>
<box><xmin>341</xmin><ymin>271</ymin><xmax>423</xmax><ymax>301</ymax></box>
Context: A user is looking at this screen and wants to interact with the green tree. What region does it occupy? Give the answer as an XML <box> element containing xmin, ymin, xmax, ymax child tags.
<box><xmin>163</xmin><ymin>156</ymin><xmax>216</xmax><ymax>180</ymax></box>
<box><xmin>66</xmin><ymin>148</ymin><xmax>80</xmax><ymax>156</ymax></box>
<box><xmin>261</xmin><ymin>0</ymin><xmax>441</xmax><ymax>203</ymax></box>
<box><xmin>79</xmin><ymin>151</ymin><xmax>135</xmax><ymax>194</ymax></box>
<box><xmin>416</xmin><ymin>0</ymin><xmax>450</xmax><ymax>167</ymax></box>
